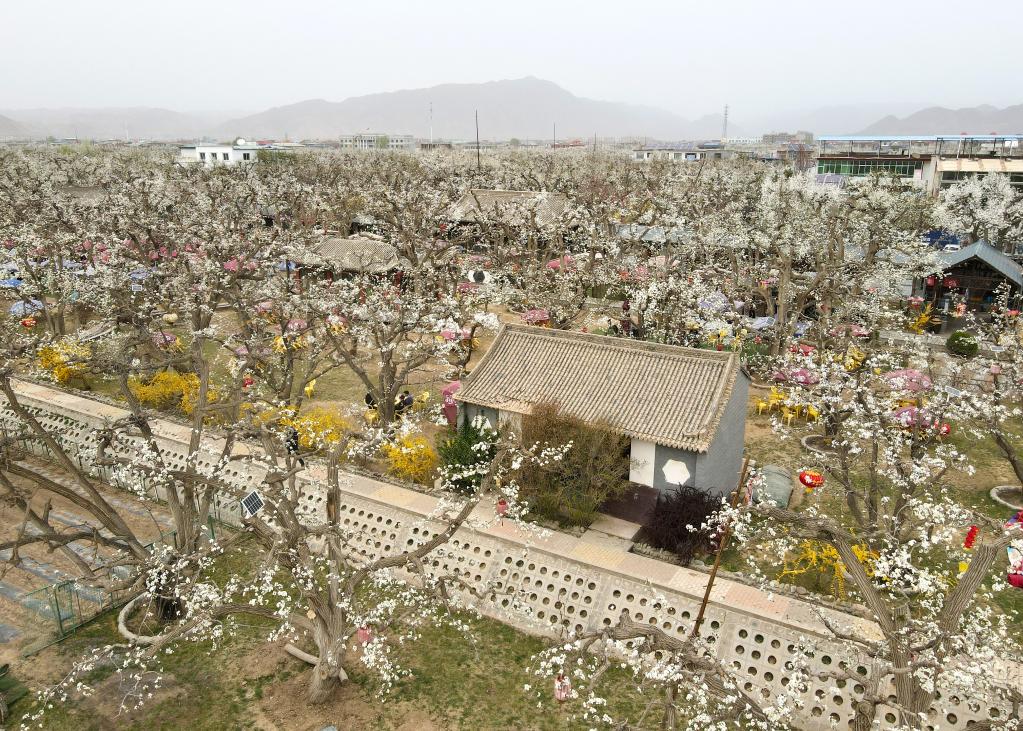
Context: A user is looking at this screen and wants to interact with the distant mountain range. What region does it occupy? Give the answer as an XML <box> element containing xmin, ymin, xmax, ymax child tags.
<box><xmin>216</xmin><ymin>78</ymin><xmax>729</xmax><ymax>141</ymax></box>
<box><xmin>1</xmin><ymin>80</ymin><xmax>1019</xmax><ymax>142</ymax></box>
<box><xmin>0</xmin><ymin>113</ymin><xmax>27</xmax><ymax>138</ymax></box>
<box><xmin>857</xmin><ymin>104</ymin><xmax>1023</xmax><ymax>135</ymax></box>
<box><xmin>0</xmin><ymin>78</ymin><xmax>729</xmax><ymax>142</ymax></box>
<box><xmin>0</xmin><ymin>107</ymin><xmax>232</xmax><ymax>141</ymax></box>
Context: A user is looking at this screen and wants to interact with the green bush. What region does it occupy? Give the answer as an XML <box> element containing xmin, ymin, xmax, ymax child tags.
<box><xmin>516</xmin><ymin>402</ymin><xmax>630</xmax><ymax>527</ymax></box>
<box><xmin>436</xmin><ymin>416</ymin><xmax>497</xmax><ymax>495</ymax></box>
<box><xmin>946</xmin><ymin>330</ymin><xmax>978</xmax><ymax>358</ymax></box>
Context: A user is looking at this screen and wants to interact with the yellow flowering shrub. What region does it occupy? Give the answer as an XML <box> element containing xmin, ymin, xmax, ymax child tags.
<box><xmin>777</xmin><ymin>540</ymin><xmax>877</xmax><ymax>599</ymax></box>
<box><xmin>38</xmin><ymin>340</ymin><xmax>91</xmax><ymax>384</ymax></box>
<box><xmin>129</xmin><ymin>371</ymin><xmax>218</xmax><ymax>416</ymax></box>
<box><xmin>381</xmin><ymin>435</ymin><xmax>438</xmax><ymax>485</ymax></box>
<box><xmin>279</xmin><ymin>407</ymin><xmax>351</xmax><ymax>450</ymax></box>
<box><xmin>129</xmin><ymin>371</ymin><xmax>195</xmax><ymax>410</ymax></box>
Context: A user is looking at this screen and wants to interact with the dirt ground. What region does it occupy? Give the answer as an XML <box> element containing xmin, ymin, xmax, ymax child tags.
<box><xmin>0</xmin><ymin>457</ymin><xmax>172</xmax><ymax>669</ymax></box>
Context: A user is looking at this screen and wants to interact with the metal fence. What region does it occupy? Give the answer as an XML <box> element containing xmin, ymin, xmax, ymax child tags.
<box><xmin>20</xmin><ymin>528</ymin><xmax>181</xmax><ymax>642</ymax></box>
<box><xmin>22</xmin><ymin>580</ymin><xmax>132</xmax><ymax>639</ymax></box>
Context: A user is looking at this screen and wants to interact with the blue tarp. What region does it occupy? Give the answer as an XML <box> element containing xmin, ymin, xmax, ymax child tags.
<box><xmin>9</xmin><ymin>299</ymin><xmax>43</xmax><ymax>316</ymax></box>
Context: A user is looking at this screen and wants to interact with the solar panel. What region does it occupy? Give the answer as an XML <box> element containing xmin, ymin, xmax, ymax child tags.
<box><xmin>241</xmin><ymin>490</ymin><xmax>264</xmax><ymax>517</ymax></box>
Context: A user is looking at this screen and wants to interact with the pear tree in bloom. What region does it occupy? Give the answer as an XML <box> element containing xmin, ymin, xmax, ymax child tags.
<box><xmin>744</xmin><ymin>286</ymin><xmax>1023</xmax><ymax>730</ymax></box>
<box><xmin>0</xmin><ymin>151</ymin><xmax>347</xmax><ymax>613</ymax></box>
<box><xmin>24</xmin><ymin>419</ymin><xmax>571</xmax><ymax>712</ymax></box>
<box><xmin>936</xmin><ymin>173</ymin><xmax>1023</xmax><ymax>251</ymax></box>
<box><xmin>966</xmin><ymin>287</ymin><xmax>1023</xmax><ymax>486</ymax></box>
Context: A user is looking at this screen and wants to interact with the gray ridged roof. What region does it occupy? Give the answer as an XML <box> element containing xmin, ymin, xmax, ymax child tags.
<box><xmin>938</xmin><ymin>241</ymin><xmax>1023</xmax><ymax>288</ymax></box>
<box><xmin>456</xmin><ymin>325</ymin><xmax>745</xmax><ymax>452</ymax></box>
<box><xmin>446</xmin><ymin>189</ymin><xmax>570</xmax><ymax>227</ymax></box>
<box><xmin>312</xmin><ymin>235</ymin><xmax>399</xmax><ymax>273</ymax></box>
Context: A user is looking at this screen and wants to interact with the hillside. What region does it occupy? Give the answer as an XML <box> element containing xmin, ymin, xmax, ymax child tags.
<box><xmin>0</xmin><ymin>107</ymin><xmax>211</xmax><ymax>140</ymax></box>
<box><xmin>219</xmin><ymin>77</ymin><xmax>728</xmax><ymax>141</ymax></box>
<box><xmin>858</xmin><ymin>104</ymin><xmax>1023</xmax><ymax>135</ymax></box>
<box><xmin>0</xmin><ymin>113</ymin><xmax>27</xmax><ymax>138</ymax></box>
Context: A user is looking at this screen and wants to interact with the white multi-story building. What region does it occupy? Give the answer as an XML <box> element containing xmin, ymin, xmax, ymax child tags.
<box><xmin>177</xmin><ymin>140</ymin><xmax>304</xmax><ymax>166</ymax></box>
<box><xmin>337</xmin><ymin>133</ymin><xmax>414</xmax><ymax>151</ymax></box>
<box><xmin>633</xmin><ymin>142</ymin><xmax>736</xmax><ymax>162</ymax></box>
<box><xmin>723</xmin><ymin>136</ymin><xmax>763</xmax><ymax>146</ymax></box>
<box><xmin>816</xmin><ymin>135</ymin><xmax>1023</xmax><ymax>196</ymax></box>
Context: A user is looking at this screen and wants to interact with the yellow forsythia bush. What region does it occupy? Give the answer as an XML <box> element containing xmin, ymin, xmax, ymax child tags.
<box><xmin>778</xmin><ymin>539</ymin><xmax>877</xmax><ymax>599</ymax></box>
<box><xmin>130</xmin><ymin>371</ymin><xmax>219</xmax><ymax>415</ymax></box>
<box><xmin>38</xmin><ymin>340</ymin><xmax>91</xmax><ymax>384</ymax></box>
<box><xmin>130</xmin><ymin>371</ymin><xmax>195</xmax><ymax>410</ymax></box>
<box><xmin>279</xmin><ymin>407</ymin><xmax>351</xmax><ymax>450</ymax></box>
<box><xmin>381</xmin><ymin>435</ymin><xmax>438</xmax><ymax>485</ymax></box>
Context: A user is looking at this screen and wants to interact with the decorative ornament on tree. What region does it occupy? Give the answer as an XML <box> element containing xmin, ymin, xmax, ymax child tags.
<box><xmin>19</xmin><ymin>317</ymin><xmax>36</xmax><ymax>329</ymax></box>
<box><xmin>964</xmin><ymin>525</ymin><xmax>979</xmax><ymax>549</ymax></box>
<box><xmin>496</xmin><ymin>498</ymin><xmax>508</xmax><ymax>522</ymax></box>
<box><xmin>356</xmin><ymin>626</ymin><xmax>373</xmax><ymax>644</ymax></box>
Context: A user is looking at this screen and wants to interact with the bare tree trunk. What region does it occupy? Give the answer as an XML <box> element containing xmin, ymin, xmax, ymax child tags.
<box><xmin>307</xmin><ymin>662</ymin><xmax>346</xmax><ymax>704</ymax></box>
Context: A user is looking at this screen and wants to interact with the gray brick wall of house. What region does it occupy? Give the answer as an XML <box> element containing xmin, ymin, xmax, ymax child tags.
<box><xmin>693</xmin><ymin>371</ymin><xmax>750</xmax><ymax>495</ymax></box>
<box><xmin>649</xmin><ymin>444</ymin><xmax>699</xmax><ymax>491</ymax></box>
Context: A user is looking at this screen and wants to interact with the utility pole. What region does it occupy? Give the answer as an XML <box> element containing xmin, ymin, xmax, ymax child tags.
<box><xmin>690</xmin><ymin>455</ymin><xmax>750</xmax><ymax>640</ymax></box>
<box><xmin>475</xmin><ymin>109</ymin><xmax>481</xmax><ymax>170</ymax></box>
<box><xmin>429</xmin><ymin>101</ymin><xmax>434</xmax><ymax>145</ymax></box>
<box><xmin>721</xmin><ymin>103</ymin><xmax>729</xmax><ymax>142</ymax></box>
<box><xmin>553</xmin><ymin>122</ymin><xmax>556</xmax><ymax>150</ymax></box>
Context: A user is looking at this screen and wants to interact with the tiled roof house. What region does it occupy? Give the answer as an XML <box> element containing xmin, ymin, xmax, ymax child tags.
<box><xmin>456</xmin><ymin>325</ymin><xmax>749</xmax><ymax>494</ymax></box>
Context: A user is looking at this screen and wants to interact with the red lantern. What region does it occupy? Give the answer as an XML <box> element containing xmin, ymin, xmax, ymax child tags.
<box><xmin>926</xmin><ymin>276</ymin><xmax>936</xmax><ymax>287</ymax></box>
<box><xmin>938</xmin><ymin>422</ymin><xmax>951</xmax><ymax>436</ymax></box>
<box><xmin>19</xmin><ymin>317</ymin><xmax>36</xmax><ymax>329</ymax></box>
<box><xmin>944</xmin><ymin>278</ymin><xmax>959</xmax><ymax>289</ymax></box>
<box><xmin>496</xmin><ymin>498</ymin><xmax>508</xmax><ymax>518</ymax></box>
<box><xmin>242</xmin><ymin>375</ymin><xmax>254</xmax><ymax>388</ymax></box>
<box><xmin>356</xmin><ymin>626</ymin><xmax>373</xmax><ymax>644</ymax></box>
<box><xmin>964</xmin><ymin>525</ymin><xmax>979</xmax><ymax>550</ymax></box>
<box><xmin>1008</xmin><ymin>574</ymin><xmax>1023</xmax><ymax>589</ymax></box>
<box><xmin>798</xmin><ymin>469</ymin><xmax>825</xmax><ymax>491</ymax></box>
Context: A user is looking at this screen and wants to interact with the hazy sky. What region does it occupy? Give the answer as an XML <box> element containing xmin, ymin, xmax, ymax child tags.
<box><xmin>2</xmin><ymin>0</ymin><xmax>1020</xmax><ymax>120</ymax></box>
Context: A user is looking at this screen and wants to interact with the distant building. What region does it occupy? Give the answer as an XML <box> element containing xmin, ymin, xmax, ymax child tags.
<box><xmin>419</xmin><ymin>140</ymin><xmax>454</xmax><ymax>151</ymax></box>
<box><xmin>632</xmin><ymin>142</ymin><xmax>735</xmax><ymax>162</ymax></box>
<box><xmin>722</xmin><ymin>136</ymin><xmax>763</xmax><ymax>146</ymax></box>
<box><xmin>337</xmin><ymin>133</ymin><xmax>414</xmax><ymax>151</ymax></box>
<box><xmin>177</xmin><ymin>140</ymin><xmax>303</xmax><ymax>166</ymax></box>
<box><xmin>762</xmin><ymin>131</ymin><xmax>814</xmax><ymax>145</ymax></box>
<box><xmin>815</xmin><ymin>135</ymin><xmax>1023</xmax><ymax>195</ymax></box>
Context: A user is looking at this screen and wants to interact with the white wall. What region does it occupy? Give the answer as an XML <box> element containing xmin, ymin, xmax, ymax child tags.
<box><xmin>629</xmin><ymin>438</ymin><xmax>655</xmax><ymax>486</ymax></box>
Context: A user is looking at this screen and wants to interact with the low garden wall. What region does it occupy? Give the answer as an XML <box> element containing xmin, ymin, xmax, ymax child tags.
<box><xmin>2</xmin><ymin>379</ymin><xmax>1017</xmax><ymax>730</ymax></box>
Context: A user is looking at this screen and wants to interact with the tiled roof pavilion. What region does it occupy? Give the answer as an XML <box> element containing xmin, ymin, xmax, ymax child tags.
<box><xmin>456</xmin><ymin>325</ymin><xmax>744</xmax><ymax>452</ymax></box>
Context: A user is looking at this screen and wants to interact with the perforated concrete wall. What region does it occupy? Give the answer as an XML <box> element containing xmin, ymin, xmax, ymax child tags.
<box><xmin>1</xmin><ymin>380</ymin><xmax>1017</xmax><ymax>731</ymax></box>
